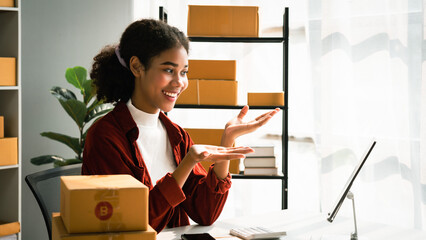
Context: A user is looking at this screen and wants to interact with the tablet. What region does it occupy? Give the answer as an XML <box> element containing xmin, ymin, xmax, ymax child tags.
<box><xmin>327</xmin><ymin>141</ymin><xmax>376</xmax><ymax>222</ymax></box>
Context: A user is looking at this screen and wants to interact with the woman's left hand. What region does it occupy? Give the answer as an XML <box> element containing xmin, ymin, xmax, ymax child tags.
<box><xmin>222</xmin><ymin>105</ymin><xmax>280</xmax><ymax>146</ymax></box>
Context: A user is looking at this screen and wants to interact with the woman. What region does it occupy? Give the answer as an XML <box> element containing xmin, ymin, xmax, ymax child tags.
<box><xmin>82</xmin><ymin>19</ymin><xmax>279</xmax><ymax>232</ymax></box>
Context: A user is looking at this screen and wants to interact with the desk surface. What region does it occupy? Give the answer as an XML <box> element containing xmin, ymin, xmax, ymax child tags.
<box><xmin>158</xmin><ymin>210</ymin><xmax>426</xmax><ymax>240</ymax></box>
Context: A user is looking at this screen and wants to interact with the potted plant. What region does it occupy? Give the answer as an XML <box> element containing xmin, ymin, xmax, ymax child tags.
<box><xmin>31</xmin><ymin>66</ymin><xmax>113</xmax><ymax>167</ymax></box>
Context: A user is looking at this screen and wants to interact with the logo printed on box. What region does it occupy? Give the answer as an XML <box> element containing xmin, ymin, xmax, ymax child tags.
<box><xmin>95</xmin><ymin>201</ymin><xmax>113</xmax><ymax>220</ymax></box>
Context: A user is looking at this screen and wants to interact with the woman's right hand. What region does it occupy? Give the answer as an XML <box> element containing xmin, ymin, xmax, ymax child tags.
<box><xmin>187</xmin><ymin>144</ymin><xmax>254</xmax><ymax>164</ymax></box>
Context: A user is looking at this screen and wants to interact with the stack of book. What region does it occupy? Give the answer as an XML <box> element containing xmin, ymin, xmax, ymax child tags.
<box><xmin>243</xmin><ymin>146</ymin><xmax>279</xmax><ymax>176</ymax></box>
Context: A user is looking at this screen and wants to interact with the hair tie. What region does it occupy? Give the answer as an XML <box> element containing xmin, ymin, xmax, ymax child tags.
<box><xmin>115</xmin><ymin>46</ymin><xmax>128</xmax><ymax>69</ymax></box>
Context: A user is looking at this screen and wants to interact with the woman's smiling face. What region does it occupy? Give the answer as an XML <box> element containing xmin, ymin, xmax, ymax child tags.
<box><xmin>131</xmin><ymin>46</ymin><xmax>189</xmax><ymax>113</ymax></box>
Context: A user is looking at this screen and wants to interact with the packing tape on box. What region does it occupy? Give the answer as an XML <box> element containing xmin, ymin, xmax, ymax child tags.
<box><xmin>106</xmin><ymin>233</ymin><xmax>121</xmax><ymax>240</ymax></box>
<box><xmin>94</xmin><ymin>189</ymin><xmax>124</xmax><ymax>231</ymax></box>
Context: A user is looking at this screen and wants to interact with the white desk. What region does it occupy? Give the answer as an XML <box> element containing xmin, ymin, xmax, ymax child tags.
<box><xmin>158</xmin><ymin>210</ymin><xmax>426</xmax><ymax>240</ymax></box>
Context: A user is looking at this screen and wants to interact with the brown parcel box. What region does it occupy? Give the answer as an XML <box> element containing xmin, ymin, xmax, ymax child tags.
<box><xmin>0</xmin><ymin>0</ymin><xmax>14</xmax><ymax>7</ymax></box>
<box><xmin>52</xmin><ymin>213</ymin><xmax>156</xmax><ymax>240</ymax></box>
<box><xmin>0</xmin><ymin>116</ymin><xmax>3</xmax><ymax>138</ymax></box>
<box><xmin>188</xmin><ymin>60</ymin><xmax>236</xmax><ymax>80</ymax></box>
<box><xmin>188</xmin><ymin>5</ymin><xmax>259</xmax><ymax>37</ymax></box>
<box><xmin>248</xmin><ymin>92</ymin><xmax>285</xmax><ymax>106</ymax></box>
<box><xmin>0</xmin><ymin>57</ymin><xmax>16</xmax><ymax>86</ymax></box>
<box><xmin>176</xmin><ymin>79</ymin><xmax>198</xmax><ymax>105</ymax></box>
<box><xmin>198</xmin><ymin>80</ymin><xmax>238</xmax><ymax>106</ymax></box>
<box><xmin>0</xmin><ymin>137</ymin><xmax>18</xmax><ymax>166</ymax></box>
<box><xmin>185</xmin><ymin>128</ymin><xmax>239</xmax><ymax>174</ymax></box>
<box><xmin>0</xmin><ymin>221</ymin><xmax>20</xmax><ymax>237</ymax></box>
<box><xmin>60</xmin><ymin>175</ymin><xmax>148</xmax><ymax>233</ymax></box>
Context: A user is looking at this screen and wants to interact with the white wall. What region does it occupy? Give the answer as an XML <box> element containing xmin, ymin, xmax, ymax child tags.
<box><xmin>21</xmin><ymin>1</ymin><xmax>134</xmax><ymax>239</ymax></box>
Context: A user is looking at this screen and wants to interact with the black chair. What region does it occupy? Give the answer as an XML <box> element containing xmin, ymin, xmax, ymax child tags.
<box><xmin>25</xmin><ymin>163</ymin><xmax>82</xmax><ymax>240</ymax></box>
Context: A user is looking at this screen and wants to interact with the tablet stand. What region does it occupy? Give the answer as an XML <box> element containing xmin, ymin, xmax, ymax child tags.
<box><xmin>317</xmin><ymin>192</ymin><xmax>366</xmax><ymax>240</ymax></box>
<box><xmin>347</xmin><ymin>191</ymin><xmax>358</xmax><ymax>240</ymax></box>
<box><xmin>321</xmin><ymin>141</ymin><xmax>376</xmax><ymax>240</ymax></box>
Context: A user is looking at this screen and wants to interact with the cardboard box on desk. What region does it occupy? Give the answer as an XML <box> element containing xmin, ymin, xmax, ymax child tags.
<box><xmin>248</xmin><ymin>92</ymin><xmax>284</xmax><ymax>106</ymax></box>
<box><xmin>0</xmin><ymin>57</ymin><xmax>16</xmax><ymax>86</ymax></box>
<box><xmin>188</xmin><ymin>5</ymin><xmax>259</xmax><ymax>37</ymax></box>
<box><xmin>60</xmin><ymin>175</ymin><xmax>148</xmax><ymax>233</ymax></box>
<box><xmin>0</xmin><ymin>137</ymin><xmax>18</xmax><ymax>166</ymax></box>
<box><xmin>52</xmin><ymin>213</ymin><xmax>156</xmax><ymax>240</ymax></box>
<box><xmin>188</xmin><ymin>60</ymin><xmax>236</xmax><ymax>80</ymax></box>
<box><xmin>176</xmin><ymin>79</ymin><xmax>198</xmax><ymax>105</ymax></box>
<box><xmin>198</xmin><ymin>80</ymin><xmax>238</xmax><ymax>106</ymax></box>
<box><xmin>185</xmin><ymin>128</ymin><xmax>239</xmax><ymax>174</ymax></box>
<box><xmin>0</xmin><ymin>0</ymin><xmax>14</xmax><ymax>7</ymax></box>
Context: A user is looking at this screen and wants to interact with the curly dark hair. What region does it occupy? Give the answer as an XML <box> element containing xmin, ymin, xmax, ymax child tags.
<box><xmin>90</xmin><ymin>19</ymin><xmax>190</xmax><ymax>103</ymax></box>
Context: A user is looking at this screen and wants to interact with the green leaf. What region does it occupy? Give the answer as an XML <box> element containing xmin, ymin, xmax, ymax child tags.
<box><xmin>59</xmin><ymin>99</ymin><xmax>87</xmax><ymax>128</ymax></box>
<box><xmin>30</xmin><ymin>155</ymin><xmax>64</xmax><ymax>165</ymax></box>
<box><xmin>53</xmin><ymin>158</ymin><xmax>82</xmax><ymax>167</ymax></box>
<box><xmin>83</xmin><ymin>79</ymin><xmax>95</xmax><ymax>104</ymax></box>
<box><xmin>85</xmin><ymin>103</ymin><xmax>113</xmax><ymax>122</ymax></box>
<box><xmin>65</xmin><ymin>66</ymin><xmax>87</xmax><ymax>93</ymax></box>
<box><xmin>41</xmin><ymin>132</ymin><xmax>81</xmax><ymax>156</ymax></box>
<box><xmin>31</xmin><ymin>66</ymin><xmax>96</xmax><ymax>167</ymax></box>
<box><xmin>50</xmin><ymin>87</ymin><xmax>77</xmax><ymax>101</ymax></box>
<box><xmin>87</xmin><ymin>98</ymin><xmax>102</xmax><ymax>114</ymax></box>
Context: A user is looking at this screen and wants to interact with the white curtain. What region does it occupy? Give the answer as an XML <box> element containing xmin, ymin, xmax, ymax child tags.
<box><xmin>305</xmin><ymin>0</ymin><xmax>426</xmax><ymax>230</ymax></box>
<box><xmin>134</xmin><ymin>0</ymin><xmax>426</xmax><ymax>229</ymax></box>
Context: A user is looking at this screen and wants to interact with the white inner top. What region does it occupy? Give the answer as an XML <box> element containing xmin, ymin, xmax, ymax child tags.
<box><xmin>126</xmin><ymin>100</ymin><xmax>176</xmax><ymax>184</ymax></box>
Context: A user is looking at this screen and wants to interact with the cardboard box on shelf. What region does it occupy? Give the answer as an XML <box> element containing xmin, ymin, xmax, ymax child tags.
<box><xmin>198</xmin><ymin>80</ymin><xmax>238</xmax><ymax>106</ymax></box>
<box><xmin>176</xmin><ymin>79</ymin><xmax>198</xmax><ymax>105</ymax></box>
<box><xmin>0</xmin><ymin>0</ymin><xmax>14</xmax><ymax>7</ymax></box>
<box><xmin>60</xmin><ymin>175</ymin><xmax>149</xmax><ymax>233</ymax></box>
<box><xmin>188</xmin><ymin>5</ymin><xmax>259</xmax><ymax>37</ymax></box>
<box><xmin>248</xmin><ymin>92</ymin><xmax>284</xmax><ymax>106</ymax></box>
<box><xmin>0</xmin><ymin>116</ymin><xmax>3</xmax><ymax>138</ymax></box>
<box><xmin>188</xmin><ymin>60</ymin><xmax>236</xmax><ymax>80</ymax></box>
<box><xmin>185</xmin><ymin>128</ymin><xmax>239</xmax><ymax>174</ymax></box>
<box><xmin>0</xmin><ymin>221</ymin><xmax>20</xmax><ymax>237</ymax></box>
<box><xmin>0</xmin><ymin>137</ymin><xmax>18</xmax><ymax>166</ymax></box>
<box><xmin>0</xmin><ymin>57</ymin><xmax>16</xmax><ymax>86</ymax></box>
<box><xmin>52</xmin><ymin>213</ymin><xmax>156</xmax><ymax>240</ymax></box>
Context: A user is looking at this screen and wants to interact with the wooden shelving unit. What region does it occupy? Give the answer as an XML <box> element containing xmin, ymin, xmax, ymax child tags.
<box><xmin>174</xmin><ymin>7</ymin><xmax>289</xmax><ymax>209</ymax></box>
<box><xmin>0</xmin><ymin>0</ymin><xmax>22</xmax><ymax>238</ymax></box>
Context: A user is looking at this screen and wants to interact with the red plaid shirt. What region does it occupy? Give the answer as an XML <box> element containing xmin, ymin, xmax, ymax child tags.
<box><xmin>82</xmin><ymin>101</ymin><xmax>231</xmax><ymax>232</ymax></box>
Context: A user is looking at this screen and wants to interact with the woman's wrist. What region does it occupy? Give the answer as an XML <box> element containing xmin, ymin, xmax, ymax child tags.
<box><xmin>213</xmin><ymin>161</ymin><xmax>230</xmax><ymax>180</ymax></box>
<box><xmin>172</xmin><ymin>150</ymin><xmax>198</xmax><ymax>188</ymax></box>
<box><xmin>221</xmin><ymin>130</ymin><xmax>236</xmax><ymax>147</ymax></box>
<box><xmin>217</xmin><ymin>131</ymin><xmax>233</xmax><ymax>179</ymax></box>
<box><xmin>183</xmin><ymin>148</ymin><xmax>200</xmax><ymax>165</ymax></box>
